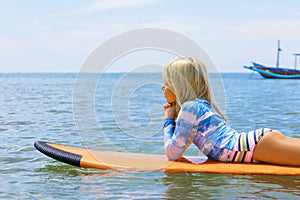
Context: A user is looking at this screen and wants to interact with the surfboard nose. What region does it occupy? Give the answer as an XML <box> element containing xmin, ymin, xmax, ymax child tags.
<box><xmin>34</xmin><ymin>141</ymin><xmax>82</xmax><ymax>167</ymax></box>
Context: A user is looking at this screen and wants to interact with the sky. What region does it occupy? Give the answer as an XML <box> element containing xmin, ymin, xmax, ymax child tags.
<box><xmin>1</xmin><ymin>0</ymin><xmax>300</xmax><ymax>72</ymax></box>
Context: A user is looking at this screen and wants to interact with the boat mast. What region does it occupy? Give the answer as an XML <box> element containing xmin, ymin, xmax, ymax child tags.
<box><xmin>293</xmin><ymin>53</ymin><xmax>300</xmax><ymax>70</ymax></box>
<box><xmin>276</xmin><ymin>40</ymin><xmax>281</xmax><ymax>68</ymax></box>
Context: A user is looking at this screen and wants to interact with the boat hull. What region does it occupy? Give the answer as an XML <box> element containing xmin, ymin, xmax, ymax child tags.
<box><xmin>244</xmin><ymin>63</ymin><xmax>300</xmax><ymax>79</ymax></box>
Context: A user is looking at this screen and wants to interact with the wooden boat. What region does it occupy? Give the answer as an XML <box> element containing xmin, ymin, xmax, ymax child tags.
<box><xmin>244</xmin><ymin>41</ymin><xmax>300</xmax><ymax>79</ymax></box>
<box><xmin>244</xmin><ymin>62</ymin><xmax>300</xmax><ymax>79</ymax></box>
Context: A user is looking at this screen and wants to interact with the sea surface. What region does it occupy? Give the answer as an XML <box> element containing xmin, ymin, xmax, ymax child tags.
<box><xmin>1</xmin><ymin>72</ymin><xmax>300</xmax><ymax>199</ymax></box>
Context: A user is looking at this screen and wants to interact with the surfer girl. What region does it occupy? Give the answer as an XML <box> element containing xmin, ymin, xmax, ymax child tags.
<box><xmin>162</xmin><ymin>57</ymin><xmax>300</xmax><ymax>166</ymax></box>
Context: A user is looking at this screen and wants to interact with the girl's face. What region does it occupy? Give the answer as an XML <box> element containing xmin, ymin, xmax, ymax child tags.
<box><xmin>161</xmin><ymin>84</ymin><xmax>176</xmax><ymax>103</ymax></box>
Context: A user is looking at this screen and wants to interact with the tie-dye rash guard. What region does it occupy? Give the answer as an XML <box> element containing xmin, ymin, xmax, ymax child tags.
<box><xmin>163</xmin><ymin>99</ymin><xmax>271</xmax><ymax>163</ymax></box>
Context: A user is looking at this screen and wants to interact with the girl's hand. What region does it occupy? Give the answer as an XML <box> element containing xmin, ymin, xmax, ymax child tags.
<box><xmin>163</xmin><ymin>102</ymin><xmax>176</xmax><ymax>119</ymax></box>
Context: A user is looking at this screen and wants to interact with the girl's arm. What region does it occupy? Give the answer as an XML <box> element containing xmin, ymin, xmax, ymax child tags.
<box><xmin>163</xmin><ymin>101</ymin><xmax>198</xmax><ymax>160</ymax></box>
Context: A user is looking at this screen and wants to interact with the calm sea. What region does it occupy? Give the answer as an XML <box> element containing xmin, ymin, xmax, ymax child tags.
<box><xmin>1</xmin><ymin>72</ymin><xmax>300</xmax><ymax>199</ymax></box>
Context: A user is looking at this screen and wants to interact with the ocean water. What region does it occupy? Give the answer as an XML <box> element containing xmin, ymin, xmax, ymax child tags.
<box><xmin>1</xmin><ymin>72</ymin><xmax>300</xmax><ymax>199</ymax></box>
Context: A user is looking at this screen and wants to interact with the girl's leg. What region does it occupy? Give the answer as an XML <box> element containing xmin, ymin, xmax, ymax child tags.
<box><xmin>253</xmin><ymin>130</ymin><xmax>300</xmax><ymax>166</ymax></box>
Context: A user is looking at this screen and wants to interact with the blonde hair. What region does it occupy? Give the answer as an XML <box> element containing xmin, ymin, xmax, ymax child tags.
<box><xmin>163</xmin><ymin>57</ymin><xmax>227</xmax><ymax>121</ymax></box>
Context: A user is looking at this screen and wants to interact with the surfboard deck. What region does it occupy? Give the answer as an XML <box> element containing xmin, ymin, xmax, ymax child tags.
<box><xmin>34</xmin><ymin>141</ymin><xmax>300</xmax><ymax>175</ymax></box>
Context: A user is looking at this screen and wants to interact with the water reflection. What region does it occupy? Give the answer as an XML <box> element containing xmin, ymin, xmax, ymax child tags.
<box><xmin>162</xmin><ymin>172</ymin><xmax>228</xmax><ymax>199</ymax></box>
<box><xmin>245</xmin><ymin>175</ymin><xmax>300</xmax><ymax>197</ymax></box>
<box><xmin>34</xmin><ymin>162</ymin><xmax>300</xmax><ymax>199</ymax></box>
<box><xmin>162</xmin><ymin>172</ymin><xmax>300</xmax><ymax>199</ymax></box>
<box><xmin>77</xmin><ymin>171</ymin><xmax>166</xmax><ymax>199</ymax></box>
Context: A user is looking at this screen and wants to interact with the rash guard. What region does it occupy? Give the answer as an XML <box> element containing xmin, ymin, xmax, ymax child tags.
<box><xmin>163</xmin><ymin>99</ymin><xmax>271</xmax><ymax>162</ymax></box>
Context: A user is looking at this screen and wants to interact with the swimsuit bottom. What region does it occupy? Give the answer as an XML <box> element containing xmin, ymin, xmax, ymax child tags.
<box><xmin>229</xmin><ymin>128</ymin><xmax>272</xmax><ymax>163</ymax></box>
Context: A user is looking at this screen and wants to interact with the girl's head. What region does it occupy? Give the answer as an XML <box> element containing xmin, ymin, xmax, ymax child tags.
<box><xmin>162</xmin><ymin>57</ymin><xmax>227</xmax><ymax>121</ymax></box>
<box><xmin>163</xmin><ymin>57</ymin><xmax>209</xmax><ymax>105</ymax></box>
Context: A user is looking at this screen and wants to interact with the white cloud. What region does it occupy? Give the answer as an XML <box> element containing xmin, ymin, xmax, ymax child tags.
<box><xmin>140</xmin><ymin>15</ymin><xmax>300</xmax><ymax>41</ymax></box>
<box><xmin>229</xmin><ymin>19</ymin><xmax>300</xmax><ymax>40</ymax></box>
<box><xmin>81</xmin><ymin>0</ymin><xmax>157</xmax><ymax>13</ymax></box>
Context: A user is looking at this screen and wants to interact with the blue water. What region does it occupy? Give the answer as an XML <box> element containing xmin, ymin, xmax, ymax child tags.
<box><xmin>1</xmin><ymin>72</ymin><xmax>300</xmax><ymax>199</ymax></box>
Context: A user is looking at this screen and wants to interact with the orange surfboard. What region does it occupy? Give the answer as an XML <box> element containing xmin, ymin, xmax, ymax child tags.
<box><xmin>34</xmin><ymin>141</ymin><xmax>300</xmax><ymax>175</ymax></box>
